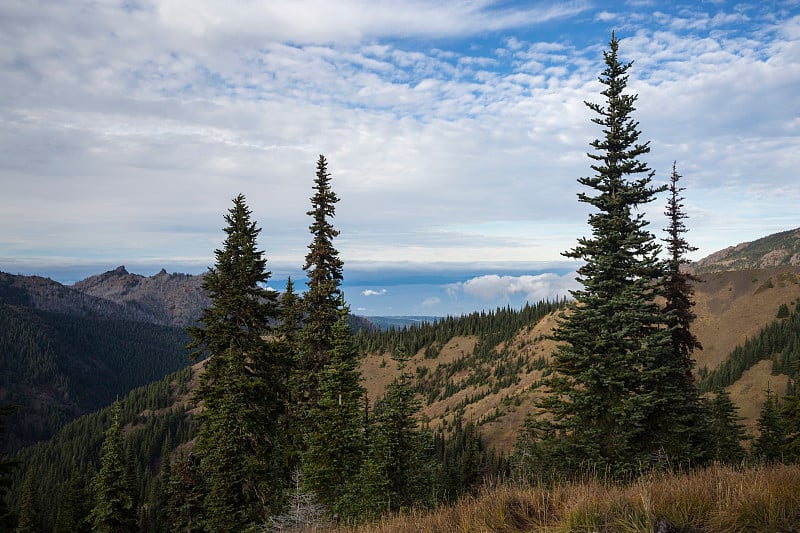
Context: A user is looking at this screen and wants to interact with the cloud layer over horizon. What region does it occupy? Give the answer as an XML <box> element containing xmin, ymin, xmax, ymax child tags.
<box><xmin>1</xmin><ymin>0</ymin><xmax>798</xmax><ymax>315</ymax></box>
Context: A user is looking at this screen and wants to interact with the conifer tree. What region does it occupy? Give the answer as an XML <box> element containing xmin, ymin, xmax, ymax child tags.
<box><xmin>298</xmin><ymin>154</ymin><xmax>344</xmax><ymax>403</ymax></box>
<box><xmin>0</xmin><ymin>404</ymin><xmax>18</xmax><ymax>531</ymax></box>
<box><xmin>165</xmin><ymin>452</ymin><xmax>205</xmax><ymax>533</ymax></box>
<box><xmin>356</xmin><ymin>350</ymin><xmax>434</xmax><ymax>517</ymax></box>
<box><xmin>55</xmin><ymin>467</ymin><xmax>91</xmax><ymax>533</ymax></box>
<box><xmin>708</xmin><ymin>389</ymin><xmax>747</xmax><ymax>463</ymax></box>
<box><xmin>280</xmin><ymin>276</ymin><xmax>305</xmax><ymax>470</ymax></box>
<box><xmin>753</xmin><ymin>387</ymin><xmax>787</xmax><ymax>463</ymax></box>
<box><xmin>15</xmin><ymin>471</ymin><xmax>39</xmax><ymax>533</ymax></box>
<box><xmin>293</xmin><ymin>155</ymin><xmax>345</xmax><ymax>468</ymax></box>
<box><xmin>522</xmin><ymin>33</ymin><xmax>672</xmax><ymax>478</ymax></box>
<box><xmin>658</xmin><ymin>162</ymin><xmax>711</xmax><ymax>464</ymax></box>
<box><xmin>187</xmin><ymin>194</ymin><xmax>288</xmax><ymax>529</ymax></box>
<box><xmin>89</xmin><ymin>401</ymin><xmax>137</xmax><ymax>533</ymax></box>
<box><xmin>779</xmin><ymin>383</ymin><xmax>800</xmax><ymax>461</ymax></box>
<box><xmin>301</xmin><ymin>300</ymin><xmax>367</xmax><ymax>517</ymax></box>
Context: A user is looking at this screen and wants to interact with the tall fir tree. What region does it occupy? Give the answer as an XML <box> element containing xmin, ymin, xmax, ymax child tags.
<box><xmin>708</xmin><ymin>389</ymin><xmax>747</xmax><ymax>463</ymax></box>
<box><xmin>356</xmin><ymin>350</ymin><xmax>435</xmax><ymax>518</ymax></box>
<box><xmin>520</xmin><ymin>33</ymin><xmax>673</xmax><ymax>478</ymax></box>
<box><xmin>187</xmin><ymin>194</ymin><xmax>288</xmax><ymax>529</ymax></box>
<box><xmin>280</xmin><ymin>276</ymin><xmax>305</xmax><ymax>471</ymax></box>
<box><xmin>15</xmin><ymin>470</ymin><xmax>39</xmax><ymax>533</ymax></box>
<box><xmin>293</xmin><ymin>155</ymin><xmax>345</xmax><ymax>456</ymax></box>
<box><xmin>300</xmin><ymin>154</ymin><xmax>344</xmax><ymax>386</ymax></box>
<box><xmin>301</xmin><ymin>300</ymin><xmax>367</xmax><ymax>518</ymax></box>
<box><xmin>54</xmin><ymin>467</ymin><xmax>91</xmax><ymax>533</ymax></box>
<box><xmin>779</xmin><ymin>362</ymin><xmax>800</xmax><ymax>461</ymax></box>
<box><xmin>89</xmin><ymin>401</ymin><xmax>137</xmax><ymax>533</ymax></box>
<box><xmin>753</xmin><ymin>387</ymin><xmax>787</xmax><ymax>463</ymax></box>
<box><xmin>658</xmin><ymin>162</ymin><xmax>712</xmax><ymax>464</ymax></box>
<box><xmin>0</xmin><ymin>404</ymin><xmax>19</xmax><ymax>531</ymax></box>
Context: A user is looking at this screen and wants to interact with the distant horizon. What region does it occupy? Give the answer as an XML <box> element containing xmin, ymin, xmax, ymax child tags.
<box><xmin>2</xmin><ymin>258</ymin><xmax>583</xmax><ymax>317</ymax></box>
<box><xmin>2</xmin><ymin>0</ymin><xmax>798</xmax><ymax>318</ymax></box>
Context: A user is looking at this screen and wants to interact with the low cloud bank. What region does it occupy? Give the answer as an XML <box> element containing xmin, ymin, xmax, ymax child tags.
<box><xmin>450</xmin><ymin>272</ymin><xmax>579</xmax><ymax>302</ymax></box>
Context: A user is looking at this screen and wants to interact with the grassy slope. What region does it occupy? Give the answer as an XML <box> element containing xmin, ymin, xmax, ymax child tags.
<box><xmin>358</xmin><ymin>266</ymin><xmax>800</xmax><ymax>452</ymax></box>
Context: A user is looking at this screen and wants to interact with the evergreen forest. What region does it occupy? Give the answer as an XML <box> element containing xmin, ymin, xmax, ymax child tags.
<box><xmin>2</xmin><ymin>34</ymin><xmax>800</xmax><ymax>532</ymax></box>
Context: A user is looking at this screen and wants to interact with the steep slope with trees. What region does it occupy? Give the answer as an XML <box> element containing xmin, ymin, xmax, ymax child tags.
<box><xmin>0</xmin><ymin>303</ymin><xmax>191</xmax><ymax>451</ymax></box>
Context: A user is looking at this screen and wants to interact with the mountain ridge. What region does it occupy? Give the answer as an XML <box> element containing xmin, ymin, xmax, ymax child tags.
<box><xmin>693</xmin><ymin>226</ymin><xmax>800</xmax><ymax>274</ymax></box>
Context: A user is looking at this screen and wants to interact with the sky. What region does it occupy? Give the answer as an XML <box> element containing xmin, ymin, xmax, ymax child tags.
<box><xmin>1</xmin><ymin>0</ymin><xmax>798</xmax><ymax>317</ymax></box>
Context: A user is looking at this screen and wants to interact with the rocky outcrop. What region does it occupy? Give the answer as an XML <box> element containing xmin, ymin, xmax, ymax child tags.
<box><xmin>72</xmin><ymin>266</ymin><xmax>208</xmax><ymax>327</ymax></box>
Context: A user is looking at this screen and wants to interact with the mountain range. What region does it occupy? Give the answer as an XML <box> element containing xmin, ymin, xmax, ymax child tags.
<box><xmin>1</xmin><ymin>226</ymin><xmax>799</xmax><ymax>454</ymax></box>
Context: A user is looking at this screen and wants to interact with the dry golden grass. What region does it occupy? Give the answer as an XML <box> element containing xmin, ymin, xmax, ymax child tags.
<box><xmin>329</xmin><ymin>463</ymin><xmax>800</xmax><ymax>533</ymax></box>
<box><xmin>353</xmin><ymin>267</ymin><xmax>800</xmax><ymax>454</ymax></box>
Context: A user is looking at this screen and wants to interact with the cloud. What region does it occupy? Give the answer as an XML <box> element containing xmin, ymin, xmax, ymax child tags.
<box><xmin>452</xmin><ymin>272</ymin><xmax>579</xmax><ymax>302</ymax></box>
<box><xmin>1</xmin><ymin>0</ymin><xmax>799</xmax><ymax>314</ymax></box>
<box><xmin>362</xmin><ymin>288</ymin><xmax>387</xmax><ymax>296</ymax></box>
<box><xmin>422</xmin><ymin>297</ymin><xmax>441</xmax><ymax>307</ymax></box>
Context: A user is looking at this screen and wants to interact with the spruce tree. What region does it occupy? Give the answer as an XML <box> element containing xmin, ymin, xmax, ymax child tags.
<box><xmin>779</xmin><ymin>382</ymin><xmax>800</xmax><ymax>461</ymax></box>
<box><xmin>55</xmin><ymin>467</ymin><xmax>91</xmax><ymax>533</ymax></box>
<box><xmin>356</xmin><ymin>350</ymin><xmax>434</xmax><ymax>517</ymax></box>
<box><xmin>89</xmin><ymin>401</ymin><xmax>137</xmax><ymax>533</ymax></box>
<box><xmin>708</xmin><ymin>389</ymin><xmax>747</xmax><ymax>463</ymax></box>
<box><xmin>298</xmin><ymin>154</ymin><xmax>344</xmax><ymax>401</ymax></box>
<box><xmin>293</xmin><ymin>155</ymin><xmax>345</xmax><ymax>463</ymax></box>
<box><xmin>659</xmin><ymin>162</ymin><xmax>711</xmax><ymax>464</ymax></box>
<box><xmin>522</xmin><ymin>33</ymin><xmax>672</xmax><ymax>478</ymax></box>
<box><xmin>0</xmin><ymin>404</ymin><xmax>18</xmax><ymax>531</ymax></box>
<box><xmin>301</xmin><ymin>300</ymin><xmax>367</xmax><ymax>518</ymax></box>
<box><xmin>16</xmin><ymin>471</ymin><xmax>39</xmax><ymax>533</ymax></box>
<box><xmin>753</xmin><ymin>387</ymin><xmax>787</xmax><ymax>463</ymax></box>
<box><xmin>187</xmin><ymin>194</ymin><xmax>288</xmax><ymax>529</ymax></box>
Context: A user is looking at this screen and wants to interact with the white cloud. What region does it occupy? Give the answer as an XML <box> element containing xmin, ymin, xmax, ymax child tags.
<box><xmin>362</xmin><ymin>288</ymin><xmax>387</xmax><ymax>296</ymax></box>
<box><xmin>451</xmin><ymin>273</ymin><xmax>579</xmax><ymax>302</ymax></box>
<box><xmin>422</xmin><ymin>297</ymin><xmax>441</xmax><ymax>307</ymax></box>
<box><xmin>1</xmin><ymin>0</ymin><xmax>798</xmax><ymax>313</ymax></box>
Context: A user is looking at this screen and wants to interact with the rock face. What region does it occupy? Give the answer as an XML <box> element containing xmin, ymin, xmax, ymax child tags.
<box><xmin>72</xmin><ymin>266</ymin><xmax>209</xmax><ymax>327</ymax></box>
<box><xmin>0</xmin><ymin>271</ymin><xmax>155</xmax><ymax>323</ymax></box>
<box><xmin>693</xmin><ymin>228</ymin><xmax>800</xmax><ymax>274</ymax></box>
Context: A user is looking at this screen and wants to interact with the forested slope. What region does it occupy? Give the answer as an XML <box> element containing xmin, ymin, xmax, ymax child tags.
<box><xmin>0</xmin><ymin>303</ymin><xmax>192</xmax><ymax>451</ymax></box>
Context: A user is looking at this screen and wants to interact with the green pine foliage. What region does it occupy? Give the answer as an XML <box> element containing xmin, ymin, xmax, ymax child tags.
<box><xmin>0</xmin><ymin>404</ymin><xmax>19</xmax><ymax>530</ymax></box>
<box><xmin>54</xmin><ymin>466</ymin><xmax>91</xmax><ymax>533</ymax></box>
<box><xmin>354</xmin><ymin>300</ymin><xmax>562</xmax><ymax>358</ymax></box>
<box><xmin>299</xmin><ymin>154</ymin><xmax>344</xmax><ymax>387</ymax></box>
<box><xmin>0</xmin><ymin>303</ymin><xmax>191</xmax><ymax>451</ymax></box>
<box><xmin>89</xmin><ymin>401</ymin><xmax>137</xmax><ymax>533</ymax></box>
<box><xmin>164</xmin><ymin>452</ymin><xmax>206</xmax><ymax>532</ymax></box>
<box><xmin>657</xmin><ymin>162</ymin><xmax>712</xmax><ymax>465</ymax></box>
<box><xmin>753</xmin><ymin>388</ymin><xmax>787</xmax><ymax>463</ymax></box>
<box><xmin>7</xmin><ymin>366</ymin><xmax>195</xmax><ymax>532</ymax></box>
<box><xmin>355</xmin><ymin>350</ymin><xmax>436</xmax><ymax>518</ymax></box>
<box><xmin>518</xmin><ymin>33</ymin><xmax>674</xmax><ymax>479</ymax></box>
<box><xmin>187</xmin><ymin>194</ymin><xmax>289</xmax><ymax>529</ymax></box>
<box><xmin>780</xmin><ymin>370</ymin><xmax>800</xmax><ymax>461</ymax></box>
<box><xmin>708</xmin><ymin>389</ymin><xmax>747</xmax><ymax>464</ymax></box>
<box><xmin>301</xmin><ymin>302</ymin><xmax>367</xmax><ymax>518</ymax></box>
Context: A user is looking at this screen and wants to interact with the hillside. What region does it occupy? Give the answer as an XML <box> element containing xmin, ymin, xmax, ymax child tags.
<box><xmin>0</xmin><ymin>271</ymin><xmax>156</xmax><ymax>323</ymax></box>
<box><xmin>0</xmin><ymin>303</ymin><xmax>192</xmax><ymax>452</ymax></box>
<box><xmin>72</xmin><ymin>266</ymin><xmax>208</xmax><ymax>327</ymax></box>
<box><xmin>693</xmin><ymin>227</ymin><xmax>800</xmax><ymax>274</ymax></box>
<box><xmin>7</xmin><ymin>265</ymin><xmax>799</xmax><ymax>531</ymax></box>
<box><xmin>356</xmin><ymin>266</ymin><xmax>800</xmax><ymax>451</ymax></box>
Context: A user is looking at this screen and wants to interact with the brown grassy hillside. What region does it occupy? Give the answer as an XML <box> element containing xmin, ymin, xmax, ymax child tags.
<box><xmin>358</xmin><ymin>266</ymin><xmax>800</xmax><ymax>452</ymax></box>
